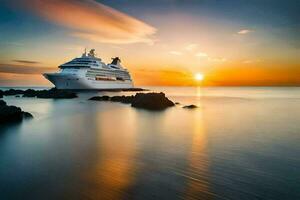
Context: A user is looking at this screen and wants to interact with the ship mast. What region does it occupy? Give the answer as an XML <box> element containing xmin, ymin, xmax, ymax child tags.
<box><xmin>82</xmin><ymin>48</ymin><xmax>87</xmax><ymax>57</ymax></box>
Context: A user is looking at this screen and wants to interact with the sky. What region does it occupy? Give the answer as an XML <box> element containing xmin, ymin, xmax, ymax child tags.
<box><xmin>0</xmin><ymin>0</ymin><xmax>299</xmax><ymax>86</ymax></box>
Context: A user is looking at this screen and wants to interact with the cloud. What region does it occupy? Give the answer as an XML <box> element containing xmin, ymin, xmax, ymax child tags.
<box><xmin>208</xmin><ymin>57</ymin><xmax>227</xmax><ymax>62</ymax></box>
<box><xmin>169</xmin><ymin>51</ymin><xmax>182</xmax><ymax>55</ymax></box>
<box><xmin>185</xmin><ymin>43</ymin><xmax>198</xmax><ymax>51</ymax></box>
<box><xmin>237</xmin><ymin>29</ymin><xmax>253</xmax><ymax>34</ymax></box>
<box><xmin>20</xmin><ymin>0</ymin><xmax>156</xmax><ymax>44</ymax></box>
<box><xmin>0</xmin><ymin>63</ymin><xmax>55</xmax><ymax>74</ymax></box>
<box><xmin>12</xmin><ymin>60</ymin><xmax>40</xmax><ymax>64</ymax></box>
<box><xmin>0</xmin><ymin>72</ymin><xmax>50</xmax><ymax>86</ymax></box>
<box><xmin>195</xmin><ymin>52</ymin><xmax>208</xmax><ymax>57</ymax></box>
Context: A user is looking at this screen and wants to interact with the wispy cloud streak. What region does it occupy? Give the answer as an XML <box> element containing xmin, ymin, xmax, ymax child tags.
<box><xmin>237</xmin><ymin>29</ymin><xmax>253</xmax><ymax>34</ymax></box>
<box><xmin>13</xmin><ymin>60</ymin><xmax>40</xmax><ymax>64</ymax></box>
<box><xmin>20</xmin><ymin>0</ymin><xmax>156</xmax><ymax>44</ymax></box>
<box><xmin>169</xmin><ymin>51</ymin><xmax>182</xmax><ymax>55</ymax></box>
<box><xmin>0</xmin><ymin>64</ymin><xmax>55</xmax><ymax>74</ymax></box>
<box><xmin>195</xmin><ymin>52</ymin><xmax>208</xmax><ymax>57</ymax></box>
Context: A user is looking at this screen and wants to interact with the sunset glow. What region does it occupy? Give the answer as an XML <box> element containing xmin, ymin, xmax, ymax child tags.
<box><xmin>1</xmin><ymin>2</ymin><xmax>300</xmax><ymax>199</ymax></box>
<box><xmin>0</xmin><ymin>0</ymin><xmax>299</xmax><ymax>86</ymax></box>
<box><xmin>195</xmin><ymin>73</ymin><xmax>204</xmax><ymax>81</ymax></box>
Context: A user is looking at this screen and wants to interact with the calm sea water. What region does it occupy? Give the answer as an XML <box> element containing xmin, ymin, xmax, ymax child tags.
<box><xmin>0</xmin><ymin>87</ymin><xmax>299</xmax><ymax>200</ymax></box>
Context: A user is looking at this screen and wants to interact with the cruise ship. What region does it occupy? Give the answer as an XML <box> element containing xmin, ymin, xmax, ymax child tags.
<box><xmin>43</xmin><ymin>49</ymin><xmax>134</xmax><ymax>90</ymax></box>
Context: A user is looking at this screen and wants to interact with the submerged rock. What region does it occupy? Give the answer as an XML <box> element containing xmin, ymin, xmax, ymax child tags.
<box><xmin>89</xmin><ymin>92</ymin><xmax>175</xmax><ymax>110</ymax></box>
<box><xmin>183</xmin><ymin>104</ymin><xmax>198</xmax><ymax>109</ymax></box>
<box><xmin>0</xmin><ymin>100</ymin><xmax>33</xmax><ymax>124</ymax></box>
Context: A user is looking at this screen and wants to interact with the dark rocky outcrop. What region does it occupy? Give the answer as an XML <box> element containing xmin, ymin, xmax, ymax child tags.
<box><xmin>89</xmin><ymin>95</ymin><xmax>134</xmax><ymax>104</ymax></box>
<box><xmin>0</xmin><ymin>100</ymin><xmax>33</xmax><ymax>124</ymax></box>
<box><xmin>2</xmin><ymin>89</ymin><xmax>25</xmax><ymax>96</ymax></box>
<box><xmin>36</xmin><ymin>88</ymin><xmax>77</xmax><ymax>99</ymax></box>
<box><xmin>110</xmin><ymin>95</ymin><xmax>134</xmax><ymax>104</ymax></box>
<box><xmin>183</xmin><ymin>104</ymin><xmax>198</xmax><ymax>109</ymax></box>
<box><xmin>0</xmin><ymin>100</ymin><xmax>6</xmax><ymax>106</ymax></box>
<box><xmin>22</xmin><ymin>89</ymin><xmax>37</xmax><ymax>97</ymax></box>
<box><xmin>0</xmin><ymin>91</ymin><xmax>3</xmax><ymax>98</ymax></box>
<box><xmin>89</xmin><ymin>92</ymin><xmax>175</xmax><ymax>110</ymax></box>
<box><xmin>131</xmin><ymin>93</ymin><xmax>174</xmax><ymax>110</ymax></box>
<box><xmin>0</xmin><ymin>88</ymin><xmax>77</xmax><ymax>99</ymax></box>
<box><xmin>89</xmin><ymin>96</ymin><xmax>110</xmax><ymax>101</ymax></box>
<box><xmin>95</xmin><ymin>88</ymin><xmax>147</xmax><ymax>92</ymax></box>
<box><xmin>23</xmin><ymin>88</ymin><xmax>78</xmax><ymax>99</ymax></box>
<box><xmin>120</xmin><ymin>88</ymin><xmax>147</xmax><ymax>92</ymax></box>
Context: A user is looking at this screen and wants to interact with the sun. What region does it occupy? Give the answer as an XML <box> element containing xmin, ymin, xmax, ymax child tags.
<box><xmin>195</xmin><ymin>73</ymin><xmax>204</xmax><ymax>81</ymax></box>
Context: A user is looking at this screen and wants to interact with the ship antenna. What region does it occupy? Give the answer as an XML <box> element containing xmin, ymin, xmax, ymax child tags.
<box><xmin>82</xmin><ymin>48</ymin><xmax>87</xmax><ymax>57</ymax></box>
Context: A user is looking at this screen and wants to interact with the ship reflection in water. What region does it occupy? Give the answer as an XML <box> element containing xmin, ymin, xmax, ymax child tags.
<box><xmin>0</xmin><ymin>87</ymin><xmax>300</xmax><ymax>200</ymax></box>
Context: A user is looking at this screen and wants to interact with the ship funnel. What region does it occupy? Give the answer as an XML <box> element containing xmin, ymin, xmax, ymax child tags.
<box><xmin>111</xmin><ymin>57</ymin><xmax>121</xmax><ymax>65</ymax></box>
<box><xmin>88</xmin><ymin>49</ymin><xmax>96</xmax><ymax>57</ymax></box>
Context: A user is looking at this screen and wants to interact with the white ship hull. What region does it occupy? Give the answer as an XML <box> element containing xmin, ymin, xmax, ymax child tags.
<box><xmin>44</xmin><ymin>73</ymin><xmax>133</xmax><ymax>90</ymax></box>
<box><xmin>43</xmin><ymin>49</ymin><xmax>134</xmax><ymax>90</ymax></box>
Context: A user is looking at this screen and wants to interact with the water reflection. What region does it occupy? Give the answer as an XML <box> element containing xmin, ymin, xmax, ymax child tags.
<box><xmin>183</xmin><ymin>104</ymin><xmax>213</xmax><ymax>199</ymax></box>
<box><xmin>1</xmin><ymin>87</ymin><xmax>300</xmax><ymax>200</ymax></box>
<box><xmin>82</xmin><ymin>107</ymin><xmax>138</xmax><ymax>200</ymax></box>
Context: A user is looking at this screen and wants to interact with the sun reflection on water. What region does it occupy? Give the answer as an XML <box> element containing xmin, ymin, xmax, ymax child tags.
<box><xmin>183</xmin><ymin>100</ymin><xmax>213</xmax><ymax>199</ymax></box>
<box><xmin>82</xmin><ymin>106</ymin><xmax>138</xmax><ymax>200</ymax></box>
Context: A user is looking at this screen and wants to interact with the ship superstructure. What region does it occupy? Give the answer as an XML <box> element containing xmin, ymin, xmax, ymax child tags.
<box><xmin>43</xmin><ymin>49</ymin><xmax>133</xmax><ymax>89</ymax></box>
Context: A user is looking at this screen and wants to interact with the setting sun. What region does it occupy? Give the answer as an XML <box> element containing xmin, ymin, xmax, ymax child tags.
<box><xmin>195</xmin><ymin>73</ymin><xmax>204</xmax><ymax>81</ymax></box>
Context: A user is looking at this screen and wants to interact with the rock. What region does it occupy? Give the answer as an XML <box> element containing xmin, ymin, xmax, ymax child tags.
<box><xmin>131</xmin><ymin>92</ymin><xmax>175</xmax><ymax>110</ymax></box>
<box><xmin>36</xmin><ymin>88</ymin><xmax>77</xmax><ymax>99</ymax></box>
<box><xmin>175</xmin><ymin>102</ymin><xmax>180</xmax><ymax>105</ymax></box>
<box><xmin>0</xmin><ymin>100</ymin><xmax>33</xmax><ymax>124</ymax></box>
<box><xmin>3</xmin><ymin>89</ymin><xmax>24</xmax><ymax>96</ymax></box>
<box><xmin>0</xmin><ymin>100</ymin><xmax>6</xmax><ymax>106</ymax></box>
<box><xmin>183</xmin><ymin>104</ymin><xmax>198</xmax><ymax>109</ymax></box>
<box><xmin>23</xmin><ymin>88</ymin><xmax>77</xmax><ymax>99</ymax></box>
<box><xmin>110</xmin><ymin>95</ymin><xmax>134</xmax><ymax>104</ymax></box>
<box><xmin>89</xmin><ymin>92</ymin><xmax>175</xmax><ymax>110</ymax></box>
<box><xmin>121</xmin><ymin>88</ymin><xmax>147</xmax><ymax>91</ymax></box>
<box><xmin>89</xmin><ymin>95</ymin><xmax>134</xmax><ymax>103</ymax></box>
<box><xmin>95</xmin><ymin>88</ymin><xmax>147</xmax><ymax>92</ymax></box>
<box><xmin>0</xmin><ymin>88</ymin><xmax>77</xmax><ymax>99</ymax></box>
<box><xmin>23</xmin><ymin>89</ymin><xmax>38</xmax><ymax>97</ymax></box>
<box><xmin>0</xmin><ymin>91</ymin><xmax>3</xmax><ymax>98</ymax></box>
<box><xmin>22</xmin><ymin>112</ymin><xmax>33</xmax><ymax>118</ymax></box>
<box><xmin>89</xmin><ymin>95</ymin><xmax>110</xmax><ymax>101</ymax></box>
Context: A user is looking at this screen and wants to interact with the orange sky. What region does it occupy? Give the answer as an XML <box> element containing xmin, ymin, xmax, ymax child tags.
<box><xmin>0</xmin><ymin>0</ymin><xmax>299</xmax><ymax>86</ymax></box>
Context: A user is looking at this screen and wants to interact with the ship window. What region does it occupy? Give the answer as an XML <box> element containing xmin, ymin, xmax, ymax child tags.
<box><xmin>116</xmin><ymin>77</ymin><xmax>124</xmax><ymax>81</ymax></box>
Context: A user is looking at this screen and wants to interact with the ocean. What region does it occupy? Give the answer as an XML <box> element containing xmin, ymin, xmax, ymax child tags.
<box><xmin>0</xmin><ymin>86</ymin><xmax>299</xmax><ymax>200</ymax></box>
